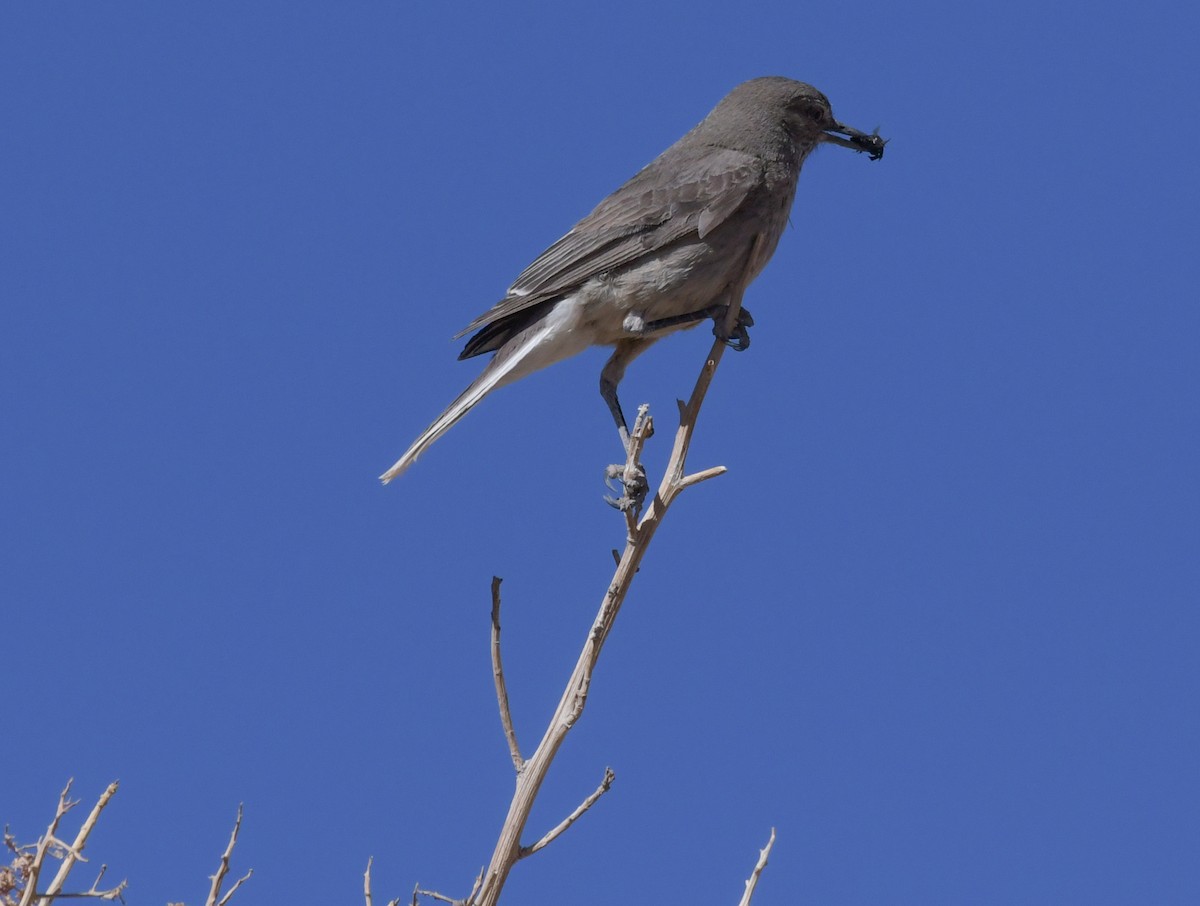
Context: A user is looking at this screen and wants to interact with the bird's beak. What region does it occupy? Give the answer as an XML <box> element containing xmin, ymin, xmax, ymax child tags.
<box><xmin>822</xmin><ymin>121</ymin><xmax>886</xmax><ymax>160</ymax></box>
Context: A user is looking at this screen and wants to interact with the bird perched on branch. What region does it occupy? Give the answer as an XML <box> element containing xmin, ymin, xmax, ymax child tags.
<box><xmin>380</xmin><ymin>76</ymin><xmax>884</xmax><ymax>486</ymax></box>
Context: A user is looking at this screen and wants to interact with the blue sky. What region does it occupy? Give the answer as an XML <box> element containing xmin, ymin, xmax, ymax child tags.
<box><xmin>3</xmin><ymin>2</ymin><xmax>1198</xmax><ymax>904</ymax></box>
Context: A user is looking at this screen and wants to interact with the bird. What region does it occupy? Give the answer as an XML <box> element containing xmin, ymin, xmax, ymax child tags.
<box><xmin>379</xmin><ymin>76</ymin><xmax>884</xmax><ymax>485</ymax></box>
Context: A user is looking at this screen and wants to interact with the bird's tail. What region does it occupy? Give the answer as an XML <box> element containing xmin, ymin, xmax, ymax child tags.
<box><xmin>378</xmin><ymin>367</ymin><xmax>502</xmax><ymax>484</ymax></box>
<box><xmin>378</xmin><ymin>316</ymin><xmax>565</xmax><ymax>484</ymax></box>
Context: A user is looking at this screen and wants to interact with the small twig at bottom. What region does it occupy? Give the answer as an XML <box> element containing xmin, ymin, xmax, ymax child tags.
<box><xmin>678</xmin><ymin>464</ymin><xmax>728</xmax><ymax>489</ymax></box>
<box><xmin>20</xmin><ymin>779</ymin><xmax>77</xmax><ymax>906</ymax></box>
<box><xmin>204</xmin><ymin>805</ymin><xmax>252</xmax><ymax>906</ymax></box>
<box><xmin>490</xmin><ymin>578</ymin><xmax>524</xmax><ymax>772</ymax></box>
<box><xmin>412</xmin><ymin>888</ymin><xmax>460</xmax><ymax>905</ymax></box>
<box><xmin>364</xmin><ymin>857</ymin><xmax>403</xmax><ymax>906</ymax></box>
<box><xmin>19</xmin><ymin>780</ymin><xmax>127</xmax><ymax>906</ymax></box>
<box><xmin>462</xmin><ymin>869</ymin><xmax>483</xmax><ymax>906</ymax></box>
<box><xmin>520</xmin><ymin>767</ymin><xmax>615</xmax><ymax>858</ymax></box>
<box><xmin>735</xmin><ymin>828</ymin><xmax>776</xmax><ymax>906</ymax></box>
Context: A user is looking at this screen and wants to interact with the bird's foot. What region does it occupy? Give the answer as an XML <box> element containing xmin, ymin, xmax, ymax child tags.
<box><xmin>712</xmin><ymin>306</ymin><xmax>754</xmax><ymax>351</ymax></box>
<box><xmin>604</xmin><ymin>461</ymin><xmax>648</xmax><ymax>512</ymax></box>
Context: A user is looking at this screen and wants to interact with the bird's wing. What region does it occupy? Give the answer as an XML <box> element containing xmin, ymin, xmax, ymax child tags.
<box><xmin>454</xmin><ymin>146</ymin><xmax>763</xmax><ymax>339</ymax></box>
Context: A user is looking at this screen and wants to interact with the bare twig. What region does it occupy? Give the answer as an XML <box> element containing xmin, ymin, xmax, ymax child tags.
<box><xmin>412</xmin><ymin>889</ymin><xmax>459</xmax><ymax>905</ymax></box>
<box><xmin>677</xmin><ymin>464</ymin><xmax>728</xmax><ymax>490</ymax></box>
<box><xmin>364</xmin><ymin>859</ymin><xmax>402</xmax><ymax>906</ymax></box>
<box><xmin>462</xmin><ymin>869</ymin><xmax>482</xmax><ymax>906</ymax></box>
<box><xmin>215</xmin><ymin>871</ymin><xmax>251</xmax><ymax>906</ymax></box>
<box><xmin>34</xmin><ymin>781</ymin><xmax>121</xmax><ymax>906</ymax></box>
<box><xmin>81</xmin><ymin>864</ymin><xmax>127</xmax><ymax>902</ymax></box>
<box><xmin>19</xmin><ymin>780</ymin><xmax>76</xmax><ymax>906</ymax></box>
<box><xmin>520</xmin><ymin>767</ymin><xmax>615</xmax><ymax>858</ymax></box>
<box><xmin>11</xmin><ymin>782</ymin><xmax>127</xmax><ymax>906</ymax></box>
<box><xmin>412</xmin><ymin>870</ymin><xmax>483</xmax><ymax>906</ymax></box>
<box><xmin>736</xmin><ymin>828</ymin><xmax>776</xmax><ymax>906</ymax></box>
<box><xmin>463</xmin><ymin>237</ymin><xmax>764</xmax><ymax>906</ymax></box>
<box><xmin>204</xmin><ymin>805</ymin><xmax>251</xmax><ymax>906</ymax></box>
<box><xmin>490</xmin><ymin>578</ymin><xmax>523</xmax><ymax>772</ymax></box>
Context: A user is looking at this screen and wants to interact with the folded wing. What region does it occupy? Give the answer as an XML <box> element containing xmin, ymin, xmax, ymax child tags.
<box><xmin>455</xmin><ymin>146</ymin><xmax>763</xmax><ymax>357</ymax></box>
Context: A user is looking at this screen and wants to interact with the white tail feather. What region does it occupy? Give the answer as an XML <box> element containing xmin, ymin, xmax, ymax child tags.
<box><xmin>377</xmin><ymin>367</ymin><xmax>505</xmax><ymax>483</ymax></box>
<box><xmin>378</xmin><ymin>318</ymin><xmax>565</xmax><ymax>484</ymax></box>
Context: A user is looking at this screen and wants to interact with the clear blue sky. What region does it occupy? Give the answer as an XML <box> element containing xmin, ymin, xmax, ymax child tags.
<box><xmin>4</xmin><ymin>2</ymin><xmax>1198</xmax><ymax>904</ymax></box>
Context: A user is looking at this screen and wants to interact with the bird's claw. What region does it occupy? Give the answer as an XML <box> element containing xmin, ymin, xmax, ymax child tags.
<box><xmin>713</xmin><ymin>306</ymin><xmax>754</xmax><ymax>351</ymax></box>
<box><xmin>604</xmin><ymin>462</ymin><xmax>648</xmax><ymax>512</ymax></box>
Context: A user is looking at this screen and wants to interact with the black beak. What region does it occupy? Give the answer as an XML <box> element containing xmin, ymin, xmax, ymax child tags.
<box><xmin>823</xmin><ymin>121</ymin><xmax>886</xmax><ymax>160</ymax></box>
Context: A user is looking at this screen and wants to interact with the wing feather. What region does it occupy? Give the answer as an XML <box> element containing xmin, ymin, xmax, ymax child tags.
<box><xmin>454</xmin><ymin>146</ymin><xmax>763</xmax><ymax>340</ymax></box>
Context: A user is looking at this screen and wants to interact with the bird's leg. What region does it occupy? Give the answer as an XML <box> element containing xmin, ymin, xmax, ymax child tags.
<box><xmin>600</xmin><ymin>339</ymin><xmax>655</xmax><ymax>510</ymax></box>
<box><xmin>630</xmin><ymin>304</ymin><xmax>755</xmax><ymax>351</ymax></box>
<box><xmin>600</xmin><ymin>368</ymin><xmax>631</xmax><ymax>451</ymax></box>
<box><xmin>600</xmin><ymin>338</ymin><xmax>655</xmax><ymax>450</ymax></box>
<box><xmin>633</xmin><ymin>308</ymin><xmax>719</xmax><ymax>334</ymax></box>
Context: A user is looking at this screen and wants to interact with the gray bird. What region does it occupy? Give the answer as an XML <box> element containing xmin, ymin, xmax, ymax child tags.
<box><xmin>380</xmin><ymin>76</ymin><xmax>883</xmax><ymax>484</ymax></box>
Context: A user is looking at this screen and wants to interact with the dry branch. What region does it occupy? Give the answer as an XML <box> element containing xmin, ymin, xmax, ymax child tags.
<box><xmin>8</xmin><ymin>783</ymin><xmax>250</xmax><ymax>906</ymax></box>
<box><xmin>384</xmin><ymin>238</ymin><xmax>767</xmax><ymax>906</ymax></box>
<box><xmin>202</xmin><ymin>805</ymin><xmax>251</xmax><ymax>906</ymax></box>
<box><xmin>365</xmin><ymin>857</ymin><xmax>405</xmax><ymax>906</ymax></box>
<box><xmin>434</xmin><ymin>237</ymin><xmax>764</xmax><ymax>906</ymax></box>
<box><xmin>490</xmin><ymin>578</ymin><xmax>523</xmax><ymax>772</ymax></box>
<box><xmin>35</xmin><ymin>780</ymin><xmax>120</xmax><ymax>904</ymax></box>
<box><xmin>13</xmin><ymin>780</ymin><xmax>126</xmax><ymax>906</ymax></box>
<box><xmin>520</xmin><ymin>767</ymin><xmax>614</xmax><ymax>858</ymax></box>
<box><xmin>736</xmin><ymin>829</ymin><xmax>776</xmax><ymax>906</ymax></box>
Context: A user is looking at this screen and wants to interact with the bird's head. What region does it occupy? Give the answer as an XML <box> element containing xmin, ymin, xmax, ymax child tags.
<box><xmin>718</xmin><ymin>77</ymin><xmax>886</xmax><ymax>161</ymax></box>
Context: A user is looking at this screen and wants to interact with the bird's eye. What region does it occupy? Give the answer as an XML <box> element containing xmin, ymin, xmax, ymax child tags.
<box><xmin>801</xmin><ymin>100</ymin><xmax>827</xmax><ymax>122</ymax></box>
